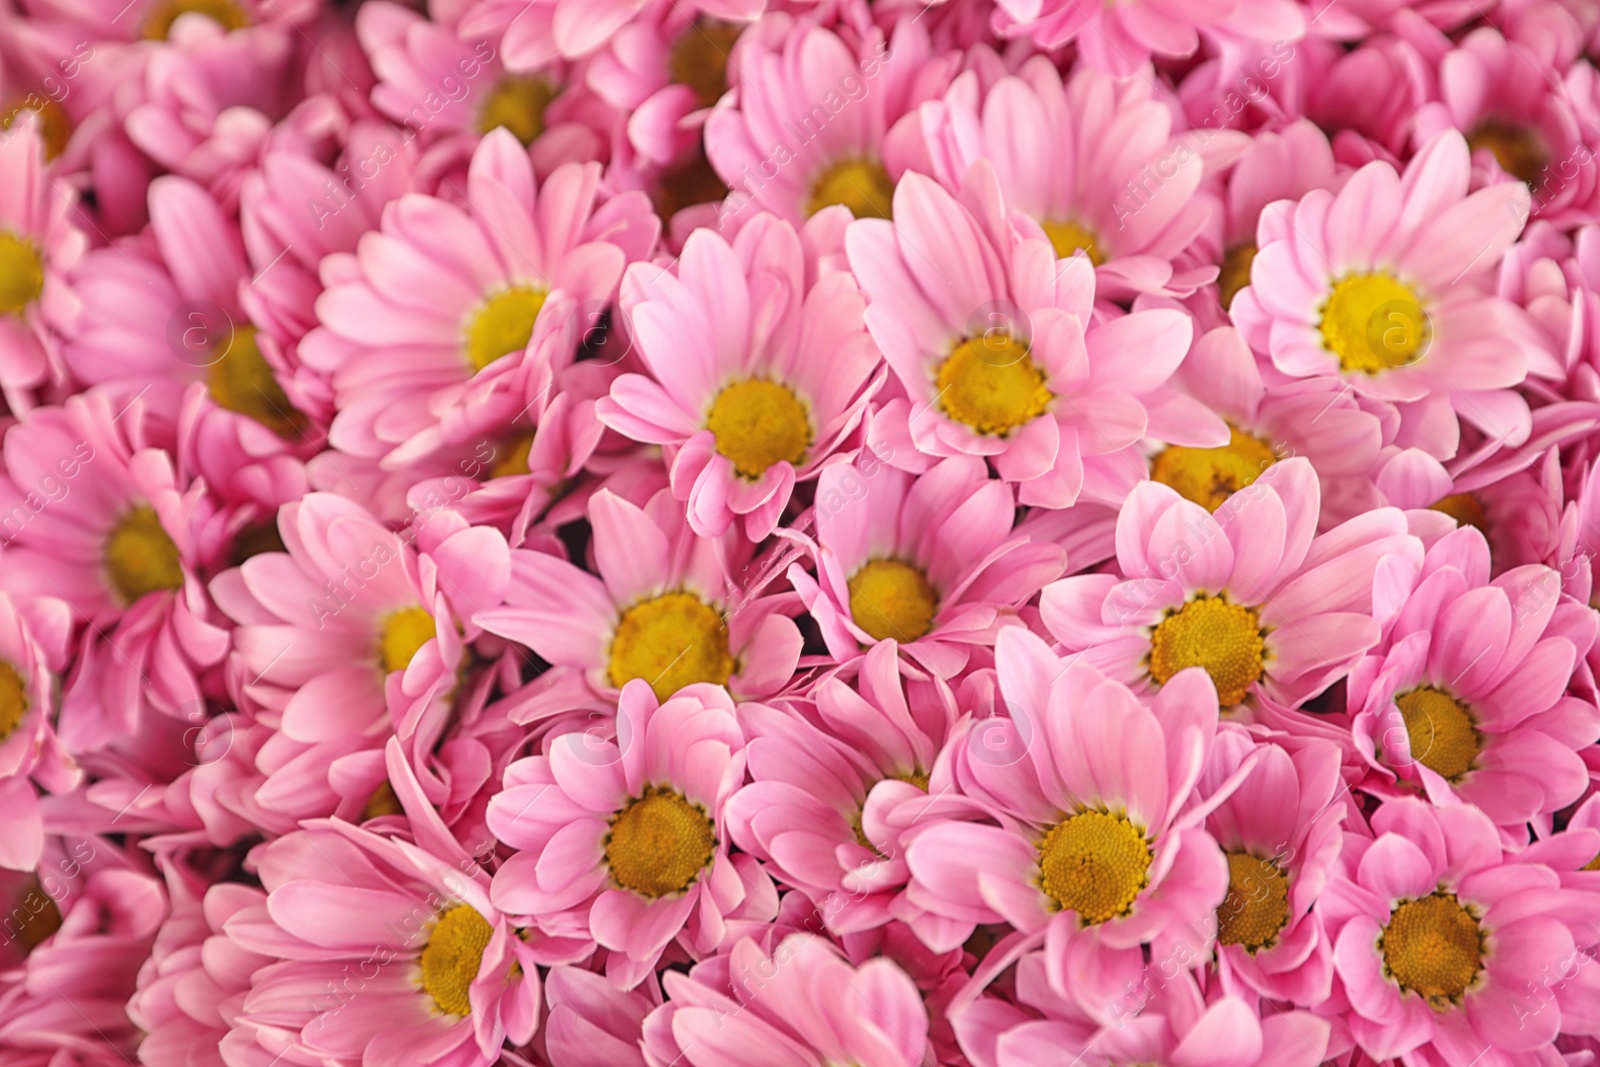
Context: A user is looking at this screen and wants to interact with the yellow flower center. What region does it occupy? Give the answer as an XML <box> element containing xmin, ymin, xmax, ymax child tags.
<box><xmin>1038</xmin><ymin>810</ymin><xmax>1152</xmax><ymax>924</ymax></box>
<box><xmin>12</xmin><ymin>875</ymin><xmax>62</xmax><ymax>955</ymax></box>
<box><xmin>207</xmin><ymin>326</ymin><xmax>306</xmax><ymax>438</ymax></box>
<box><xmin>1041</xmin><ymin>219</ymin><xmax>1105</xmax><ymax>266</ymax></box>
<box><xmin>934</xmin><ymin>332</ymin><xmax>1052</xmax><ymax>437</ymax></box>
<box><xmin>362</xmin><ymin>779</ymin><xmax>404</xmax><ymax>820</ymax></box>
<box><xmin>1218</xmin><ymin>243</ymin><xmax>1258</xmax><ymax>310</ymax></box>
<box><xmin>1</xmin><ymin>99</ymin><xmax>72</xmax><ymax>162</ymax></box>
<box><xmin>606</xmin><ymin>786</ymin><xmax>716</xmax><ymax>898</ymax></box>
<box><xmin>651</xmin><ymin>143</ymin><xmax>729</xmax><ymax>221</ymax></box>
<box><xmin>1148</xmin><ymin>595</ymin><xmax>1266</xmax><ymax>707</ymax></box>
<box><xmin>105</xmin><ymin>506</ymin><xmax>184</xmax><ymax>606</ymax></box>
<box><xmin>0</xmin><ymin>661</ymin><xmax>28</xmax><ymax>742</ymax></box>
<box><xmin>1319</xmin><ymin>272</ymin><xmax>1431</xmax><ymax>375</ymax></box>
<box><xmin>476</xmin><ymin>75</ymin><xmax>559</xmax><ymax>147</ymax></box>
<box><xmin>380</xmin><ymin>606</ymin><xmax>435</xmax><ymax>673</ymax></box>
<box><xmin>1149</xmin><ymin>426</ymin><xmax>1278</xmax><ymax>513</ymax></box>
<box><xmin>418</xmin><ymin>904</ymin><xmax>493</xmax><ymax>1016</ymax></box>
<box><xmin>464</xmin><ymin>286</ymin><xmax>548</xmax><ymax>374</ymax></box>
<box><xmin>1429</xmin><ymin>493</ymin><xmax>1487</xmax><ymax>533</ymax></box>
<box><xmin>1393</xmin><ymin>687</ymin><xmax>1480</xmax><ymax>783</ymax></box>
<box><xmin>1216</xmin><ymin>852</ymin><xmax>1290</xmax><ymax>951</ymax></box>
<box><xmin>0</xmin><ymin>231</ymin><xmax>44</xmax><ymax>317</ymax></box>
<box><xmin>141</xmin><ymin>0</ymin><xmax>248</xmax><ymax>39</ymax></box>
<box><xmin>488</xmin><ymin>433</ymin><xmax>534</xmax><ymax>479</ymax></box>
<box><xmin>705</xmin><ymin>378</ymin><xmax>810</xmax><ymax>479</ymax></box>
<box><xmin>847</xmin><ymin>559</ymin><xmax>938</xmax><ymax>643</ymax></box>
<box><xmin>806</xmin><ymin>158</ymin><xmax>894</xmax><ymax>220</ymax></box>
<box><xmin>1381</xmin><ymin>892</ymin><xmax>1483</xmax><ymax>1005</ymax></box>
<box><xmin>668</xmin><ymin>20</ymin><xmax>742</xmax><ymax>110</ymax></box>
<box><xmin>607</xmin><ymin>592</ymin><xmax>732</xmax><ymax>701</ymax></box>
<box><xmin>1467</xmin><ymin>119</ymin><xmax>1547</xmax><ymax>185</ymax></box>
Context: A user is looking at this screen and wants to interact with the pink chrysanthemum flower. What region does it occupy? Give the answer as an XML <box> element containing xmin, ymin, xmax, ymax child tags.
<box><xmin>486</xmin><ymin>680</ymin><xmax>775</xmax><ymax>989</ymax></box>
<box><xmin>542</xmin><ymin>963</ymin><xmax>660</xmax><ymax>1067</ymax></box>
<box><xmin>903</xmin><ymin>628</ymin><xmax>1228</xmax><ymax>964</ymax></box>
<box><xmin>475</xmin><ymin>486</ymin><xmax>801</xmax><ymax>706</ymax></box>
<box><xmin>301</xmin><ymin>131</ymin><xmax>657</xmax><ymax>469</ymax></box>
<box><xmin>1323</xmin><ymin>796</ymin><xmax>1591</xmax><ymax>1062</ymax></box>
<box><xmin>724</xmin><ymin>640</ymin><xmax>960</xmax><ymax>933</ymax></box>
<box><xmin>0</xmin><ymin>117</ymin><xmax>84</xmax><ymax>413</ymax></box>
<box><xmin>0</xmin><ymin>391</ymin><xmax>229</xmax><ymax>736</ymax></box>
<box><xmin>919</xmin><ymin>61</ymin><xmax>1218</xmax><ymax>299</ymax></box>
<box><xmin>1349</xmin><ymin>526</ymin><xmax>1599</xmax><ymax>827</ymax></box>
<box><xmin>1231</xmin><ymin>130</ymin><xmax>1556</xmax><ymax>462</ymax></box>
<box><xmin>1042</xmin><ymin>458</ymin><xmax>1419</xmax><ymax>709</ymax></box>
<box><xmin>597</xmin><ymin>212</ymin><xmax>882</xmax><ymax>539</ymax></box>
<box><xmin>787</xmin><ymin>457</ymin><xmax>1065</xmax><ymax>676</ymax></box>
<box><xmin>847</xmin><ymin>172</ymin><xmax>1201</xmax><ymax>508</ymax></box>
<box><xmin>223</xmin><ymin>820</ymin><xmax>540</xmax><ymax>1067</ymax></box>
<box><xmin>0</xmin><ymin>590</ymin><xmax>74</xmax><ymax>872</ymax></box>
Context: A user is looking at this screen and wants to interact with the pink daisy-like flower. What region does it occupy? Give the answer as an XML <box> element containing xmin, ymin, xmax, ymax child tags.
<box><xmin>486</xmin><ymin>679</ymin><xmax>776</xmax><ymax>989</ymax></box>
<box><xmin>919</xmin><ymin>61</ymin><xmax>1219</xmax><ymax>299</ymax></box>
<box><xmin>0</xmin><ymin>590</ymin><xmax>75</xmax><ymax>872</ymax></box>
<box><xmin>1231</xmin><ymin>130</ymin><xmax>1556</xmax><ymax>463</ymax></box>
<box><xmin>902</xmin><ymin>627</ymin><xmax>1229</xmax><ymax>968</ymax></box>
<box><xmin>542</xmin><ymin>963</ymin><xmax>660</xmax><ymax>1067</ymax></box>
<box><xmin>846</xmin><ymin>170</ymin><xmax>1202</xmax><ymax>508</ymax></box>
<box><xmin>0</xmin><ymin>115</ymin><xmax>84</xmax><ymax>413</ymax></box>
<box><xmin>1349</xmin><ymin>526</ymin><xmax>1599</xmax><ymax>827</ymax></box>
<box><xmin>597</xmin><ymin>212</ymin><xmax>882</xmax><ymax>539</ymax></box>
<box><xmin>1041</xmin><ymin>458</ymin><xmax>1419</xmax><ymax>710</ymax></box>
<box><xmin>223</xmin><ymin>820</ymin><xmax>540</xmax><ymax>1067</ymax></box>
<box><xmin>724</xmin><ymin>639</ymin><xmax>962</xmax><ymax>933</ymax></box>
<box><xmin>301</xmin><ymin>130</ymin><xmax>657</xmax><ymax>469</ymax></box>
<box><xmin>1323</xmin><ymin>796</ymin><xmax>1591</xmax><ymax>1063</ymax></box>
<box><xmin>786</xmin><ymin>456</ymin><xmax>1065</xmax><ymax>676</ymax></box>
<box><xmin>640</xmin><ymin>933</ymin><xmax>930</xmax><ymax>1067</ymax></box>
<box><xmin>474</xmin><ymin>486</ymin><xmax>801</xmax><ymax>706</ymax></box>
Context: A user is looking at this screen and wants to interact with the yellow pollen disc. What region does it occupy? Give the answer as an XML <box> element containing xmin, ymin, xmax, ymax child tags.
<box><xmin>1216</xmin><ymin>852</ymin><xmax>1290</xmax><ymax>951</ymax></box>
<box><xmin>13</xmin><ymin>875</ymin><xmax>62</xmax><ymax>954</ymax></box>
<box><xmin>669</xmin><ymin>20</ymin><xmax>742</xmax><ymax>110</ymax></box>
<box><xmin>652</xmin><ymin>143</ymin><xmax>729</xmax><ymax>221</ymax></box>
<box><xmin>1</xmin><ymin>99</ymin><xmax>72</xmax><ymax>162</ymax></box>
<box><xmin>1393</xmin><ymin>687</ymin><xmax>1480</xmax><ymax>782</ymax></box>
<box><xmin>489</xmin><ymin>433</ymin><xmax>534</xmax><ymax>479</ymax></box>
<box><xmin>418</xmin><ymin>905</ymin><xmax>493</xmax><ymax>1016</ymax></box>
<box><xmin>1038</xmin><ymin>810</ymin><xmax>1152</xmax><ymax>924</ymax></box>
<box><xmin>362</xmin><ymin>779</ymin><xmax>404</xmax><ymax>820</ymax></box>
<box><xmin>607</xmin><ymin>592</ymin><xmax>732</xmax><ymax>701</ymax></box>
<box><xmin>105</xmin><ymin>506</ymin><xmax>184</xmax><ymax>606</ymax></box>
<box><xmin>1149</xmin><ymin>595</ymin><xmax>1266</xmax><ymax>707</ymax></box>
<box><xmin>1467</xmin><ymin>120</ymin><xmax>1547</xmax><ymax>185</ymax></box>
<box><xmin>705</xmin><ymin>378</ymin><xmax>811</xmax><ymax>479</ymax></box>
<box><xmin>1429</xmin><ymin>493</ymin><xmax>1487</xmax><ymax>533</ymax></box>
<box><xmin>0</xmin><ymin>231</ymin><xmax>45</xmax><ymax>317</ymax></box>
<box><xmin>806</xmin><ymin>158</ymin><xmax>894</xmax><ymax>220</ymax></box>
<box><xmin>0</xmin><ymin>661</ymin><xmax>29</xmax><ymax>742</ymax></box>
<box><xmin>1218</xmin><ymin>243</ymin><xmax>1258</xmax><ymax>310</ymax></box>
<box><xmin>476</xmin><ymin>75</ymin><xmax>559</xmax><ymax>147</ymax></box>
<box><xmin>141</xmin><ymin>0</ymin><xmax>248</xmax><ymax>39</ymax></box>
<box><xmin>1149</xmin><ymin>426</ymin><xmax>1278</xmax><ymax>513</ymax></box>
<box><xmin>1041</xmin><ymin>219</ymin><xmax>1106</xmax><ymax>266</ymax></box>
<box><xmin>380</xmin><ymin>606</ymin><xmax>436</xmax><ymax>673</ymax></box>
<box><xmin>464</xmin><ymin>285</ymin><xmax>548</xmax><ymax>374</ymax></box>
<box><xmin>1585</xmin><ymin>853</ymin><xmax>1600</xmax><ymax>872</ymax></box>
<box><xmin>207</xmin><ymin>326</ymin><xmax>305</xmax><ymax>438</ymax></box>
<box><xmin>847</xmin><ymin>559</ymin><xmax>938</xmax><ymax>643</ymax></box>
<box><xmin>935</xmin><ymin>332</ymin><xmax>1052</xmax><ymax>437</ymax></box>
<box><xmin>606</xmin><ymin>786</ymin><xmax>716</xmax><ymax>898</ymax></box>
<box><xmin>896</xmin><ymin>770</ymin><xmax>930</xmax><ymax>791</ymax></box>
<box><xmin>1381</xmin><ymin>892</ymin><xmax>1483</xmax><ymax>1004</ymax></box>
<box><xmin>1318</xmin><ymin>272</ymin><xmax>1431</xmax><ymax>375</ymax></box>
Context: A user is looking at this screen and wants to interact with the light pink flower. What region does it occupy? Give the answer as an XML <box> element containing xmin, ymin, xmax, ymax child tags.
<box><xmin>0</xmin><ymin>590</ymin><xmax>75</xmax><ymax>873</ymax></box>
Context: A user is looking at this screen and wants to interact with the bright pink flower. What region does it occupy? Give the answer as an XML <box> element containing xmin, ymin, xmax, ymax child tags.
<box><xmin>787</xmin><ymin>457</ymin><xmax>1065</xmax><ymax>676</ymax></box>
<box><xmin>1042</xmin><ymin>458</ymin><xmax>1419</xmax><ymax>709</ymax></box>
<box><xmin>598</xmin><ymin>212</ymin><xmax>882</xmax><ymax>539</ymax></box>
<box><xmin>847</xmin><ymin>171</ymin><xmax>1202</xmax><ymax>507</ymax></box>
<box><xmin>475</xmin><ymin>486</ymin><xmax>801</xmax><ymax>705</ymax></box>
<box><xmin>223</xmin><ymin>820</ymin><xmax>540</xmax><ymax>1067</ymax></box>
<box><xmin>641</xmin><ymin>933</ymin><xmax>929</xmax><ymax>1067</ymax></box>
<box><xmin>486</xmin><ymin>680</ymin><xmax>776</xmax><ymax>988</ymax></box>
<box><xmin>542</xmin><ymin>963</ymin><xmax>660</xmax><ymax>1067</ymax></box>
<box><xmin>0</xmin><ymin>590</ymin><xmax>75</xmax><ymax>872</ymax></box>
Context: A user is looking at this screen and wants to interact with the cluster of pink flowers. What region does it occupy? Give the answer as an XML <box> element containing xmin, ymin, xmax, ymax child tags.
<box><xmin>6</xmin><ymin>0</ymin><xmax>1600</xmax><ymax>1062</ymax></box>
